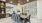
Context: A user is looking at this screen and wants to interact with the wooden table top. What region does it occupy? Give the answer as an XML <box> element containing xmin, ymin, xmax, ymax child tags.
<box><xmin>20</xmin><ymin>14</ymin><xmax>29</xmax><ymax>19</ymax></box>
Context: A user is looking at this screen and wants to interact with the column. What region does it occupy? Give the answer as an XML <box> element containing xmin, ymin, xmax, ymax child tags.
<box><xmin>37</xmin><ymin>0</ymin><xmax>42</xmax><ymax>19</ymax></box>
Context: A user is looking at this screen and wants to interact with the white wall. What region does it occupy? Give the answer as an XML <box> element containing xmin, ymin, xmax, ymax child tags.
<box><xmin>37</xmin><ymin>1</ymin><xmax>42</xmax><ymax>19</ymax></box>
<box><xmin>22</xmin><ymin>1</ymin><xmax>37</xmax><ymax>15</ymax></box>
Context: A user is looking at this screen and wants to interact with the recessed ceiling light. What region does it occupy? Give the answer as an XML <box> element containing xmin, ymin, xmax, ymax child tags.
<box><xmin>10</xmin><ymin>1</ymin><xmax>13</xmax><ymax>3</ymax></box>
<box><xmin>1</xmin><ymin>6</ymin><xmax>3</xmax><ymax>8</ymax></box>
<box><xmin>27</xmin><ymin>0</ymin><xmax>29</xmax><ymax>2</ymax></box>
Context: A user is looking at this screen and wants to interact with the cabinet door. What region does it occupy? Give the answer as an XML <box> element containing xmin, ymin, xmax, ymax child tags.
<box><xmin>0</xmin><ymin>8</ymin><xmax>2</xmax><ymax>13</ymax></box>
<box><xmin>0</xmin><ymin>1</ymin><xmax>5</xmax><ymax>14</ymax></box>
<box><xmin>2</xmin><ymin>8</ymin><xmax>5</xmax><ymax>13</ymax></box>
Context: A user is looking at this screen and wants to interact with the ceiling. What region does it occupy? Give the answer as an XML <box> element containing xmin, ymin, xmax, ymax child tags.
<box><xmin>6</xmin><ymin>0</ymin><xmax>37</xmax><ymax>5</ymax></box>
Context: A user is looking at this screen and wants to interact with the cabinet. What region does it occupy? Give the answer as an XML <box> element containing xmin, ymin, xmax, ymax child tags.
<box><xmin>0</xmin><ymin>1</ymin><xmax>6</xmax><ymax>18</ymax></box>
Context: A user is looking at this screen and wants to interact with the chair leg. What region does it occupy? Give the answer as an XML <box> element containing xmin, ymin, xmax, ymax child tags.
<box><xmin>17</xmin><ymin>16</ymin><xmax>21</xmax><ymax>23</ymax></box>
<box><xmin>28</xmin><ymin>15</ymin><xmax>30</xmax><ymax>23</ymax></box>
<box><xmin>28</xmin><ymin>19</ymin><xmax>30</xmax><ymax>23</ymax></box>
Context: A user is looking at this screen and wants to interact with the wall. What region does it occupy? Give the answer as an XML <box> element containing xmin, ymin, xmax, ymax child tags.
<box><xmin>6</xmin><ymin>3</ymin><xmax>17</xmax><ymax>14</ymax></box>
<box><xmin>37</xmin><ymin>1</ymin><xmax>42</xmax><ymax>19</ymax></box>
<box><xmin>22</xmin><ymin>1</ymin><xmax>37</xmax><ymax>15</ymax></box>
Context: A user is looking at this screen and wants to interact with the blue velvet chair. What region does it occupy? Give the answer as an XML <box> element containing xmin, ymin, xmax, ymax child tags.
<box><xmin>17</xmin><ymin>14</ymin><xmax>21</xmax><ymax>23</ymax></box>
<box><xmin>12</xmin><ymin>13</ymin><xmax>17</xmax><ymax>22</ymax></box>
<box><xmin>27</xmin><ymin>15</ymin><xmax>30</xmax><ymax>23</ymax></box>
<box><xmin>12</xmin><ymin>13</ymin><xmax>21</xmax><ymax>23</ymax></box>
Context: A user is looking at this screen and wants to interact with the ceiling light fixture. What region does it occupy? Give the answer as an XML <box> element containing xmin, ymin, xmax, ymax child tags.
<box><xmin>1</xmin><ymin>6</ymin><xmax>3</xmax><ymax>8</ymax></box>
<box><xmin>10</xmin><ymin>1</ymin><xmax>13</xmax><ymax>3</ymax></box>
<box><xmin>27</xmin><ymin>0</ymin><xmax>29</xmax><ymax>2</ymax></box>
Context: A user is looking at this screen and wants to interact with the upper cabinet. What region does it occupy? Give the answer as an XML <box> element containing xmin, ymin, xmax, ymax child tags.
<box><xmin>0</xmin><ymin>1</ymin><xmax>5</xmax><ymax>8</ymax></box>
<box><xmin>0</xmin><ymin>1</ymin><xmax>6</xmax><ymax>14</ymax></box>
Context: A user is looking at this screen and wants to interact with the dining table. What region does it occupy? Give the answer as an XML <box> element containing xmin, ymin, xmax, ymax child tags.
<box><xmin>20</xmin><ymin>13</ymin><xmax>29</xmax><ymax>19</ymax></box>
<box><xmin>20</xmin><ymin>13</ymin><xmax>29</xmax><ymax>23</ymax></box>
